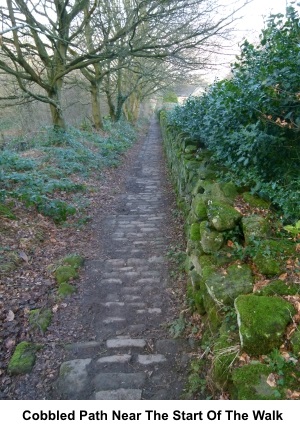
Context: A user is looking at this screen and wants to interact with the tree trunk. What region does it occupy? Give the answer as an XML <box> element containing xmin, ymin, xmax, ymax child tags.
<box><xmin>90</xmin><ymin>81</ymin><xmax>103</xmax><ymax>130</ymax></box>
<box><xmin>105</xmin><ymin>88</ymin><xmax>116</xmax><ymax>121</ymax></box>
<box><xmin>48</xmin><ymin>80</ymin><xmax>66</xmax><ymax>130</ymax></box>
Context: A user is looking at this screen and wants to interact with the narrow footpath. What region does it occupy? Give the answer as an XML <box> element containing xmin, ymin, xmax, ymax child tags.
<box><xmin>53</xmin><ymin>118</ymin><xmax>191</xmax><ymax>400</ymax></box>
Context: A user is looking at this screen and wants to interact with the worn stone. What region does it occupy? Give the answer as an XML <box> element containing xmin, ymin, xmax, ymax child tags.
<box><xmin>106</xmin><ymin>338</ymin><xmax>146</xmax><ymax>348</ymax></box>
<box><xmin>95</xmin><ymin>389</ymin><xmax>142</xmax><ymax>400</ymax></box>
<box><xmin>235</xmin><ymin>295</ymin><xmax>295</xmax><ymax>355</ymax></box>
<box><xmin>242</xmin><ymin>215</ymin><xmax>271</xmax><ymax>245</ymax></box>
<box><xmin>207</xmin><ymin>200</ymin><xmax>242</xmax><ymax>232</ymax></box>
<box><xmin>58</xmin><ymin>359</ymin><xmax>91</xmax><ymax>394</ymax></box>
<box><xmin>137</xmin><ymin>354</ymin><xmax>167</xmax><ymax>365</ymax></box>
<box><xmin>205</xmin><ymin>264</ymin><xmax>253</xmax><ymax>306</ymax></box>
<box><xmin>253</xmin><ymin>239</ymin><xmax>296</xmax><ymax>277</ymax></box>
<box><xmin>200</xmin><ymin>221</ymin><xmax>224</xmax><ymax>253</ymax></box>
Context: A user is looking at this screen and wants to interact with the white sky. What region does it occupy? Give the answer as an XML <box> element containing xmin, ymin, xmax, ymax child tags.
<box><xmin>206</xmin><ymin>0</ymin><xmax>300</xmax><ymax>81</ymax></box>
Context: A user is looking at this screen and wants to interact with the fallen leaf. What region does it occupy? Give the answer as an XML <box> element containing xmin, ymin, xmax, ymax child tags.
<box><xmin>266</xmin><ymin>373</ymin><xmax>277</xmax><ymax>387</ymax></box>
<box><xmin>279</xmin><ymin>273</ymin><xmax>288</xmax><ymax>281</ymax></box>
<box><xmin>52</xmin><ymin>304</ymin><xmax>59</xmax><ymax>313</ymax></box>
<box><xmin>6</xmin><ymin>310</ymin><xmax>15</xmax><ymax>322</ymax></box>
<box><xmin>286</xmin><ymin>390</ymin><xmax>300</xmax><ymax>399</ymax></box>
<box><xmin>239</xmin><ymin>352</ymin><xmax>250</xmax><ymax>364</ymax></box>
<box><xmin>227</xmin><ymin>240</ymin><xmax>234</xmax><ymax>248</ymax></box>
<box><xmin>253</xmin><ymin>279</ymin><xmax>270</xmax><ymax>292</ymax></box>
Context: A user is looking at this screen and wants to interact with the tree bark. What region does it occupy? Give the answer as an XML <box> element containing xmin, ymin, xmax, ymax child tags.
<box><xmin>90</xmin><ymin>81</ymin><xmax>103</xmax><ymax>130</ymax></box>
<box><xmin>48</xmin><ymin>80</ymin><xmax>66</xmax><ymax>130</ymax></box>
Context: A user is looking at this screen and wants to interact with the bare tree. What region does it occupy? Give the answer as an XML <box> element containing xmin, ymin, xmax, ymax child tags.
<box><xmin>0</xmin><ymin>0</ymin><xmax>251</xmax><ymax>130</ymax></box>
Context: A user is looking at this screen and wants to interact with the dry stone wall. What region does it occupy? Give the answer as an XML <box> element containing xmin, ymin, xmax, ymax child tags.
<box><xmin>160</xmin><ymin>107</ymin><xmax>300</xmax><ymax>399</ymax></box>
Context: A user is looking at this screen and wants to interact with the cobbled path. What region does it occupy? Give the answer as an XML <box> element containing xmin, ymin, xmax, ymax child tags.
<box><xmin>54</xmin><ymin>118</ymin><xmax>190</xmax><ymax>400</ymax></box>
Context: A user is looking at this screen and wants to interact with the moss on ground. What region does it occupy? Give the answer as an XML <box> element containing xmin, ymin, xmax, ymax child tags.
<box><xmin>7</xmin><ymin>341</ymin><xmax>40</xmax><ymax>375</ymax></box>
<box><xmin>62</xmin><ymin>254</ymin><xmax>84</xmax><ymax>269</ymax></box>
<box><xmin>55</xmin><ymin>265</ymin><xmax>78</xmax><ymax>284</ymax></box>
<box><xmin>58</xmin><ymin>282</ymin><xmax>77</xmax><ymax>297</ymax></box>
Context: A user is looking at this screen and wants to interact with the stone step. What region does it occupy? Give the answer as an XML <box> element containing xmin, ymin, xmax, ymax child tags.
<box><xmin>94</xmin><ymin>389</ymin><xmax>142</xmax><ymax>400</ymax></box>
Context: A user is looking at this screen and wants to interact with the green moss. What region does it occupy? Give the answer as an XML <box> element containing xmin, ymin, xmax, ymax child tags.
<box><xmin>189</xmin><ymin>223</ymin><xmax>201</xmax><ymax>241</ymax></box>
<box><xmin>291</xmin><ymin>330</ymin><xmax>300</xmax><ymax>356</ymax></box>
<box><xmin>219</xmin><ymin>182</ymin><xmax>238</xmax><ymax>201</ymax></box>
<box><xmin>205</xmin><ymin>264</ymin><xmax>253</xmax><ymax>306</ymax></box>
<box><xmin>253</xmin><ymin>239</ymin><xmax>296</xmax><ymax>277</ymax></box>
<box><xmin>200</xmin><ymin>221</ymin><xmax>224</xmax><ymax>254</ymax></box>
<box><xmin>62</xmin><ymin>254</ymin><xmax>84</xmax><ymax>269</ymax></box>
<box><xmin>199</xmin><ymin>255</ymin><xmax>218</xmax><ymax>280</ymax></box>
<box><xmin>242</xmin><ymin>192</ymin><xmax>271</xmax><ymax>209</ymax></box>
<box><xmin>187</xmin><ymin>283</ymin><xmax>206</xmax><ymax>315</ymax></box>
<box><xmin>256</xmin><ymin>280</ymin><xmax>300</xmax><ymax>296</ymax></box>
<box><xmin>242</xmin><ymin>215</ymin><xmax>271</xmax><ymax>245</ymax></box>
<box><xmin>29</xmin><ymin>308</ymin><xmax>52</xmax><ymax>333</ymax></box>
<box><xmin>7</xmin><ymin>341</ymin><xmax>39</xmax><ymax>375</ymax></box>
<box><xmin>235</xmin><ymin>295</ymin><xmax>295</xmax><ymax>355</ymax></box>
<box><xmin>191</xmin><ymin>194</ymin><xmax>207</xmax><ymax>220</ymax></box>
<box><xmin>207</xmin><ymin>200</ymin><xmax>242</xmax><ymax>232</ymax></box>
<box><xmin>231</xmin><ymin>363</ymin><xmax>280</xmax><ymax>400</ymax></box>
<box><xmin>58</xmin><ymin>282</ymin><xmax>77</xmax><ymax>297</ymax></box>
<box><xmin>55</xmin><ymin>265</ymin><xmax>78</xmax><ymax>284</ymax></box>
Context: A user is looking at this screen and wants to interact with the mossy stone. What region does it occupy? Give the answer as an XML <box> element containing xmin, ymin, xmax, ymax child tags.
<box><xmin>189</xmin><ymin>223</ymin><xmax>201</xmax><ymax>241</ymax></box>
<box><xmin>200</xmin><ymin>222</ymin><xmax>224</xmax><ymax>254</ymax></box>
<box><xmin>231</xmin><ymin>363</ymin><xmax>279</xmax><ymax>400</ymax></box>
<box><xmin>207</xmin><ymin>200</ymin><xmax>242</xmax><ymax>232</ymax></box>
<box><xmin>191</xmin><ymin>194</ymin><xmax>207</xmax><ymax>220</ymax></box>
<box><xmin>253</xmin><ymin>239</ymin><xmax>296</xmax><ymax>277</ymax></box>
<box><xmin>29</xmin><ymin>308</ymin><xmax>52</xmax><ymax>333</ymax></box>
<box><xmin>62</xmin><ymin>254</ymin><xmax>84</xmax><ymax>269</ymax></box>
<box><xmin>235</xmin><ymin>295</ymin><xmax>295</xmax><ymax>355</ymax></box>
<box><xmin>58</xmin><ymin>282</ymin><xmax>77</xmax><ymax>297</ymax></box>
<box><xmin>256</xmin><ymin>280</ymin><xmax>300</xmax><ymax>297</ymax></box>
<box><xmin>55</xmin><ymin>265</ymin><xmax>78</xmax><ymax>284</ymax></box>
<box><xmin>205</xmin><ymin>264</ymin><xmax>253</xmax><ymax>306</ymax></box>
<box><xmin>198</xmin><ymin>254</ymin><xmax>219</xmax><ymax>280</ymax></box>
<box><xmin>7</xmin><ymin>341</ymin><xmax>38</xmax><ymax>375</ymax></box>
<box><xmin>242</xmin><ymin>215</ymin><xmax>271</xmax><ymax>245</ymax></box>
<box><xmin>219</xmin><ymin>182</ymin><xmax>238</xmax><ymax>201</ymax></box>
<box><xmin>242</xmin><ymin>192</ymin><xmax>271</xmax><ymax>209</ymax></box>
<box><xmin>186</xmin><ymin>239</ymin><xmax>205</xmax><ymax>257</ymax></box>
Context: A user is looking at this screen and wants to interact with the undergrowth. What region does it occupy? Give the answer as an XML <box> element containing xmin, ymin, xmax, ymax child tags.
<box><xmin>0</xmin><ymin>120</ymin><xmax>136</xmax><ymax>223</ymax></box>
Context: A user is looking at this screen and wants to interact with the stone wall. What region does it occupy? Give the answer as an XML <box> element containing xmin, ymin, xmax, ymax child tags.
<box><xmin>160</xmin><ymin>108</ymin><xmax>300</xmax><ymax>400</ymax></box>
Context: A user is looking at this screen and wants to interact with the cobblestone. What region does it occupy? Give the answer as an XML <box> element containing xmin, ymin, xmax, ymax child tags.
<box><xmin>54</xmin><ymin>118</ymin><xmax>190</xmax><ymax>400</ymax></box>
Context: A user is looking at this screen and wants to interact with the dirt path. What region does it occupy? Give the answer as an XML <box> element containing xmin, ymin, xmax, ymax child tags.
<box><xmin>46</xmin><ymin>117</ymin><xmax>191</xmax><ymax>399</ymax></box>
